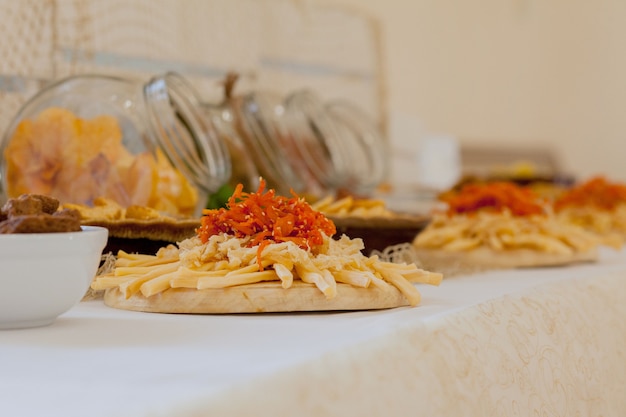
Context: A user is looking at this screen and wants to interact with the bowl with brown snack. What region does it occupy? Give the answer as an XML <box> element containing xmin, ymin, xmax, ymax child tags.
<box><xmin>0</xmin><ymin>194</ymin><xmax>108</xmax><ymax>329</ymax></box>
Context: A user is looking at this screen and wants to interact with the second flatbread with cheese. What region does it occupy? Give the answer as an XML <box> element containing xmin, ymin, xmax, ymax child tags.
<box><xmin>412</xmin><ymin>182</ymin><xmax>602</xmax><ymax>275</ymax></box>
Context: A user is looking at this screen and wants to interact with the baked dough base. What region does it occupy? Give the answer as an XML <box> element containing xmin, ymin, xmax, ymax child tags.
<box><xmin>82</xmin><ymin>218</ymin><xmax>200</xmax><ymax>255</ymax></box>
<box><xmin>83</xmin><ymin>218</ymin><xmax>200</xmax><ymax>242</ymax></box>
<box><xmin>103</xmin><ymin>281</ymin><xmax>410</xmax><ymax>314</ymax></box>
<box><xmin>413</xmin><ymin>246</ymin><xmax>598</xmax><ymax>275</ymax></box>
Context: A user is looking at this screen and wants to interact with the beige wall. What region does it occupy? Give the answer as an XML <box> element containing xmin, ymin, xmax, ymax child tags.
<box><xmin>315</xmin><ymin>0</ymin><xmax>626</xmax><ymax>181</ymax></box>
<box><xmin>3</xmin><ymin>0</ymin><xmax>625</xmax><ymax>185</ymax></box>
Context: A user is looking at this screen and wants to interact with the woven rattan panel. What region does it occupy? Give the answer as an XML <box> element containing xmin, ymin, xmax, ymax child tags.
<box><xmin>0</xmin><ymin>0</ymin><xmax>384</xmax><ymax>135</ymax></box>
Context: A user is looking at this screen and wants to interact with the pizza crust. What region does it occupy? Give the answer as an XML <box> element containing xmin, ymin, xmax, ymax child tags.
<box><xmin>103</xmin><ymin>280</ymin><xmax>410</xmax><ymax>314</ymax></box>
<box><xmin>82</xmin><ymin>218</ymin><xmax>200</xmax><ymax>242</ymax></box>
<box><xmin>412</xmin><ymin>246</ymin><xmax>598</xmax><ymax>275</ymax></box>
<box><xmin>81</xmin><ymin>218</ymin><xmax>200</xmax><ymax>255</ymax></box>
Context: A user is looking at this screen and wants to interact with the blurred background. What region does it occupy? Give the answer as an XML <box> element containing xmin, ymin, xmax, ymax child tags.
<box><xmin>1</xmin><ymin>0</ymin><xmax>625</xmax><ymax>193</ymax></box>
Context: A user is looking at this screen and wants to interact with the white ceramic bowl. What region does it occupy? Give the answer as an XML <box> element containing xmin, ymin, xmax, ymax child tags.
<box><xmin>0</xmin><ymin>226</ymin><xmax>108</xmax><ymax>329</ymax></box>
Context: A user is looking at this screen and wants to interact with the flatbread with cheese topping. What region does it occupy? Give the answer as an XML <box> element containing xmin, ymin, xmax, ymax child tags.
<box><xmin>413</xmin><ymin>182</ymin><xmax>601</xmax><ymax>274</ymax></box>
<box><xmin>93</xmin><ymin>180</ymin><xmax>442</xmax><ymax>313</ymax></box>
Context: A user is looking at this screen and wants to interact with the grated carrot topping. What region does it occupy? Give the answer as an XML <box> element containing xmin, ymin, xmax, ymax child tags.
<box><xmin>197</xmin><ymin>179</ymin><xmax>336</xmax><ymax>268</ymax></box>
<box><xmin>441</xmin><ymin>181</ymin><xmax>546</xmax><ymax>217</ymax></box>
<box><xmin>554</xmin><ymin>176</ymin><xmax>626</xmax><ymax>211</ymax></box>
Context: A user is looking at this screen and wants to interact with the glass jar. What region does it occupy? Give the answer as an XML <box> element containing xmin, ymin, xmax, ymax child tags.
<box><xmin>202</xmin><ymin>103</ymin><xmax>263</xmax><ymax>207</ymax></box>
<box><xmin>199</xmin><ymin>74</ymin><xmax>261</xmax><ymax>207</ymax></box>
<box><xmin>284</xmin><ymin>90</ymin><xmax>389</xmax><ymax>197</ymax></box>
<box><xmin>199</xmin><ymin>72</ymin><xmax>304</xmax><ymax>197</ymax></box>
<box><xmin>283</xmin><ymin>90</ymin><xmax>351</xmax><ymax>197</ymax></box>
<box><xmin>0</xmin><ymin>72</ymin><xmax>230</xmax><ymax>217</ymax></box>
<box><xmin>199</xmin><ymin>72</ymin><xmax>389</xmax><ymax>200</ymax></box>
<box><xmin>325</xmin><ymin>99</ymin><xmax>389</xmax><ymax>195</ymax></box>
<box><xmin>230</xmin><ymin>90</ymin><xmax>308</xmax><ymax>196</ymax></box>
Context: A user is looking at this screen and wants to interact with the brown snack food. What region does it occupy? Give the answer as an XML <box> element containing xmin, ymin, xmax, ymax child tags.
<box><xmin>0</xmin><ymin>213</ymin><xmax>81</xmax><ymax>234</ymax></box>
<box><xmin>2</xmin><ymin>194</ymin><xmax>60</xmax><ymax>217</ymax></box>
<box><xmin>0</xmin><ymin>194</ymin><xmax>81</xmax><ymax>234</ymax></box>
<box><xmin>53</xmin><ymin>208</ymin><xmax>82</xmax><ymax>222</ymax></box>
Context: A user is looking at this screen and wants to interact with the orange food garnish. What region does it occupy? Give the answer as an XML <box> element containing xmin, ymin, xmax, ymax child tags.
<box><xmin>554</xmin><ymin>176</ymin><xmax>626</xmax><ymax>211</ymax></box>
<box><xmin>441</xmin><ymin>182</ymin><xmax>546</xmax><ymax>217</ymax></box>
<box><xmin>197</xmin><ymin>179</ymin><xmax>336</xmax><ymax>267</ymax></box>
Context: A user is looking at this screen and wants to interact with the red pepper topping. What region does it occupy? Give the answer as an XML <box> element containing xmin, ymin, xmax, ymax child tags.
<box><xmin>197</xmin><ymin>179</ymin><xmax>336</xmax><ymax>251</ymax></box>
<box><xmin>442</xmin><ymin>181</ymin><xmax>546</xmax><ymax>217</ymax></box>
<box><xmin>555</xmin><ymin>176</ymin><xmax>626</xmax><ymax>211</ymax></box>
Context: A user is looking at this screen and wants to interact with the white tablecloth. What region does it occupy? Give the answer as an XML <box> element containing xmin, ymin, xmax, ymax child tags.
<box><xmin>2</xmin><ymin>249</ymin><xmax>626</xmax><ymax>417</ymax></box>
